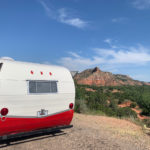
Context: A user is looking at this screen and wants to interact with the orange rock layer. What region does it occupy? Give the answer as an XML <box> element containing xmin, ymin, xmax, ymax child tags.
<box><xmin>74</xmin><ymin>67</ymin><xmax>150</xmax><ymax>86</ymax></box>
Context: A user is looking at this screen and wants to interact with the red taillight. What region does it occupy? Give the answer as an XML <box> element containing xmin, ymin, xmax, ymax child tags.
<box><xmin>30</xmin><ymin>70</ymin><xmax>34</xmax><ymax>74</ymax></box>
<box><xmin>69</xmin><ymin>103</ymin><xmax>74</xmax><ymax>109</ymax></box>
<box><xmin>1</xmin><ymin>108</ymin><xmax>8</xmax><ymax>116</ymax></box>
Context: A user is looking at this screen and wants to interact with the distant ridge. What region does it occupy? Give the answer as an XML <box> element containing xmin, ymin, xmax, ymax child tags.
<box><xmin>74</xmin><ymin>67</ymin><xmax>150</xmax><ymax>86</ymax></box>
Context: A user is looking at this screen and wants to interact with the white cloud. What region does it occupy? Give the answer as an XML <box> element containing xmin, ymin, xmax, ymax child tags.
<box><xmin>104</xmin><ymin>38</ymin><xmax>118</xmax><ymax>49</ymax></box>
<box><xmin>95</xmin><ymin>47</ymin><xmax>150</xmax><ymax>64</ymax></box>
<box><xmin>68</xmin><ymin>51</ymin><xmax>81</xmax><ymax>58</ymax></box>
<box><xmin>58</xmin><ymin>8</ymin><xmax>87</xmax><ymax>28</ymax></box>
<box><xmin>39</xmin><ymin>0</ymin><xmax>88</xmax><ymax>29</ymax></box>
<box><xmin>58</xmin><ymin>52</ymin><xmax>105</xmax><ymax>71</ymax></box>
<box><xmin>132</xmin><ymin>0</ymin><xmax>150</xmax><ymax>10</ymax></box>
<box><xmin>39</xmin><ymin>1</ymin><xmax>51</xmax><ymax>14</ymax></box>
<box><xmin>104</xmin><ymin>38</ymin><xmax>112</xmax><ymax>45</ymax></box>
<box><xmin>58</xmin><ymin>44</ymin><xmax>150</xmax><ymax>71</ymax></box>
<box><xmin>112</xmin><ymin>17</ymin><xmax>128</xmax><ymax>23</ymax></box>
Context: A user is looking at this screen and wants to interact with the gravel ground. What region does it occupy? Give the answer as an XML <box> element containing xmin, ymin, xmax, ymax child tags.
<box><xmin>0</xmin><ymin>113</ymin><xmax>150</xmax><ymax>150</ymax></box>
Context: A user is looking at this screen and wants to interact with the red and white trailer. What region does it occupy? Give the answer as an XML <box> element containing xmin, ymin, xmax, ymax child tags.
<box><xmin>0</xmin><ymin>59</ymin><xmax>75</xmax><ymax>139</ymax></box>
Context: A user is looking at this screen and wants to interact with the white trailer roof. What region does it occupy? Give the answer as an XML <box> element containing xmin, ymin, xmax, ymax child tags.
<box><xmin>0</xmin><ymin>59</ymin><xmax>72</xmax><ymax>82</ymax></box>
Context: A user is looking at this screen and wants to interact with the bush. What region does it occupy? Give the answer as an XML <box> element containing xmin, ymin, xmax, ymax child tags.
<box><xmin>141</xmin><ymin>108</ymin><xmax>150</xmax><ymax>116</ymax></box>
<box><xmin>75</xmin><ymin>84</ymin><xmax>150</xmax><ymax>121</ymax></box>
<box><xmin>140</xmin><ymin>95</ymin><xmax>150</xmax><ymax>116</ymax></box>
<box><xmin>109</xmin><ymin>100</ymin><xmax>118</xmax><ymax>111</ymax></box>
<box><xmin>117</xmin><ymin>107</ymin><xmax>137</xmax><ymax>118</ymax></box>
<box><xmin>98</xmin><ymin>105</ymin><xmax>117</xmax><ymax>116</ymax></box>
<box><xmin>118</xmin><ymin>97</ymin><xmax>124</xmax><ymax>104</ymax></box>
<box><xmin>74</xmin><ymin>99</ymin><xmax>88</xmax><ymax>113</ymax></box>
<box><xmin>130</xmin><ymin>102</ymin><xmax>137</xmax><ymax>108</ymax></box>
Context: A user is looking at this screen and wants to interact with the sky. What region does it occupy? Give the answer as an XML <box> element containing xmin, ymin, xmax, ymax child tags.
<box><xmin>1</xmin><ymin>0</ymin><xmax>150</xmax><ymax>82</ymax></box>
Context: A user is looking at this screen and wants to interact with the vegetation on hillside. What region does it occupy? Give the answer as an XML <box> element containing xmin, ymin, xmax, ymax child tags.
<box><xmin>75</xmin><ymin>84</ymin><xmax>150</xmax><ymax>127</ymax></box>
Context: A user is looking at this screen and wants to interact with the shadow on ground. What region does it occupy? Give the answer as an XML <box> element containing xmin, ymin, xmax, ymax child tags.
<box><xmin>0</xmin><ymin>130</ymin><xmax>66</xmax><ymax>148</ymax></box>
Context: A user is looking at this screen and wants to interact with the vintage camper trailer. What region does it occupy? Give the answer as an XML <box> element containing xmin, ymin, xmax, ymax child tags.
<box><xmin>0</xmin><ymin>59</ymin><xmax>75</xmax><ymax>139</ymax></box>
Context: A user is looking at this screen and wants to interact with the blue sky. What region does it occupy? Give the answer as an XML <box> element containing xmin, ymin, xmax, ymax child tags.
<box><xmin>1</xmin><ymin>0</ymin><xmax>150</xmax><ymax>81</ymax></box>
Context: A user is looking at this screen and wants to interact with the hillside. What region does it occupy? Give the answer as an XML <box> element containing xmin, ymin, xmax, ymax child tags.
<box><xmin>74</xmin><ymin>67</ymin><xmax>150</xmax><ymax>86</ymax></box>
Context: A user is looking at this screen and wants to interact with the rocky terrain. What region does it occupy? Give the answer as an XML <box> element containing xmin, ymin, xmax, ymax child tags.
<box><xmin>0</xmin><ymin>113</ymin><xmax>150</xmax><ymax>150</ymax></box>
<box><xmin>74</xmin><ymin>67</ymin><xmax>150</xmax><ymax>86</ymax></box>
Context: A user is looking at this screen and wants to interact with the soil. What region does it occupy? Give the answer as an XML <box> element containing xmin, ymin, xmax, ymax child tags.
<box><xmin>0</xmin><ymin>113</ymin><xmax>150</xmax><ymax>150</ymax></box>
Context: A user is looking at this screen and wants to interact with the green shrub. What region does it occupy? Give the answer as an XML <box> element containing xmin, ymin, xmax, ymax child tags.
<box><xmin>98</xmin><ymin>105</ymin><xmax>117</xmax><ymax>116</ymax></box>
<box><xmin>74</xmin><ymin>99</ymin><xmax>88</xmax><ymax>113</ymax></box>
<box><xmin>130</xmin><ymin>102</ymin><xmax>137</xmax><ymax>108</ymax></box>
<box><xmin>117</xmin><ymin>107</ymin><xmax>137</xmax><ymax>118</ymax></box>
<box><xmin>141</xmin><ymin>108</ymin><xmax>150</xmax><ymax>116</ymax></box>
<box><xmin>75</xmin><ymin>83</ymin><xmax>150</xmax><ymax>121</ymax></box>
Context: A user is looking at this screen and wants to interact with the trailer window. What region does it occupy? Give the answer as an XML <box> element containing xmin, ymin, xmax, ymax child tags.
<box><xmin>29</xmin><ymin>81</ymin><xmax>58</xmax><ymax>94</ymax></box>
<box><xmin>29</xmin><ymin>81</ymin><xmax>36</xmax><ymax>93</ymax></box>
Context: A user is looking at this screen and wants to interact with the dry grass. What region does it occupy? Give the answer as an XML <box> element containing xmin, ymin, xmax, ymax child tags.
<box><xmin>143</xmin><ymin>125</ymin><xmax>150</xmax><ymax>135</ymax></box>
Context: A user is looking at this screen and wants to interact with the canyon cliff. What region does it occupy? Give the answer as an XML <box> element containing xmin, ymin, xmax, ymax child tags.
<box><xmin>74</xmin><ymin>67</ymin><xmax>150</xmax><ymax>86</ymax></box>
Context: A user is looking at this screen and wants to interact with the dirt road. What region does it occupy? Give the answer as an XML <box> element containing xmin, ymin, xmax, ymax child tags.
<box><xmin>0</xmin><ymin>113</ymin><xmax>150</xmax><ymax>150</ymax></box>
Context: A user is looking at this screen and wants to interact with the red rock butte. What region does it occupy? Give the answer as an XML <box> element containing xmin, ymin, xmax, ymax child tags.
<box><xmin>74</xmin><ymin>67</ymin><xmax>150</xmax><ymax>86</ymax></box>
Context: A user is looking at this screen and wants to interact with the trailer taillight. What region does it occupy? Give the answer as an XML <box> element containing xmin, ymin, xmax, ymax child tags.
<box><xmin>69</xmin><ymin>103</ymin><xmax>74</xmax><ymax>109</ymax></box>
<box><xmin>30</xmin><ymin>70</ymin><xmax>34</xmax><ymax>74</ymax></box>
<box><xmin>1</xmin><ymin>108</ymin><xmax>8</xmax><ymax>116</ymax></box>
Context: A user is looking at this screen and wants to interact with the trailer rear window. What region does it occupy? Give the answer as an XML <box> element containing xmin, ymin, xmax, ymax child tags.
<box><xmin>28</xmin><ymin>81</ymin><xmax>58</xmax><ymax>94</ymax></box>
